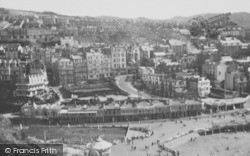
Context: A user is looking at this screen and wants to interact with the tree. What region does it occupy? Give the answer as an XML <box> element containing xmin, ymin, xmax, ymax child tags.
<box><xmin>189</xmin><ymin>25</ymin><xmax>203</xmax><ymax>37</ymax></box>
<box><xmin>0</xmin><ymin>117</ymin><xmax>11</xmax><ymax>128</ymax></box>
<box><xmin>194</xmin><ymin>53</ymin><xmax>211</xmax><ymax>76</ymax></box>
<box><xmin>140</xmin><ymin>58</ymin><xmax>154</xmax><ymax>67</ymax></box>
<box><xmin>107</xmin><ymin>97</ymin><xmax>114</xmax><ymax>102</ymax></box>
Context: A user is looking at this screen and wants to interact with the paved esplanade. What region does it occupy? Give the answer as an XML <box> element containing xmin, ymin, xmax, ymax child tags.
<box><xmin>116</xmin><ymin>75</ymin><xmax>152</xmax><ymax>99</ymax></box>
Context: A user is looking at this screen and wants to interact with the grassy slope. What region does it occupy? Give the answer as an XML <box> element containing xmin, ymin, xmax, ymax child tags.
<box><xmin>230</xmin><ymin>12</ymin><xmax>250</xmax><ymax>29</ymax></box>
<box><xmin>0</xmin><ymin>117</ymin><xmax>26</xmax><ymax>144</ymax></box>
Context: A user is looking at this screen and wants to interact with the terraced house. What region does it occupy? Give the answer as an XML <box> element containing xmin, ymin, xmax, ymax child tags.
<box><xmin>111</xmin><ymin>46</ymin><xmax>127</xmax><ymax>73</ymax></box>
<box><xmin>71</xmin><ymin>55</ymin><xmax>87</xmax><ymax>85</ymax></box>
<box><xmin>169</xmin><ymin>39</ymin><xmax>187</xmax><ymax>56</ymax></box>
<box><xmin>14</xmin><ymin>60</ymin><xmax>49</xmax><ymax>97</ymax></box>
<box><xmin>21</xmin><ymin>99</ymin><xmax>203</xmax><ymax>123</ymax></box>
<box><xmin>57</xmin><ymin>58</ymin><xmax>74</xmax><ymax>85</ymax></box>
<box><xmin>86</xmin><ymin>49</ymin><xmax>112</xmax><ymax>80</ymax></box>
<box><xmin>0</xmin><ymin>44</ymin><xmax>32</xmax><ymax>82</ymax></box>
<box><xmin>0</xmin><ymin>28</ymin><xmax>54</xmax><ymax>41</ymax></box>
<box><xmin>51</xmin><ymin>54</ymin><xmax>87</xmax><ymax>86</ymax></box>
<box><xmin>219</xmin><ymin>37</ymin><xmax>242</xmax><ymax>56</ymax></box>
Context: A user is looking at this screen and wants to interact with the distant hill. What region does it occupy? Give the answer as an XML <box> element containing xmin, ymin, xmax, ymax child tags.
<box><xmin>2</xmin><ymin>8</ymin><xmax>69</xmax><ymax>19</ymax></box>
<box><xmin>230</xmin><ymin>12</ymin><xmax>250</xmax><ymax>29</ymax></box>
<box><xmin>166</xmin><ymin>12</ymin><xmax>250</xmax><ymax>29</ymax></box>
<box><xmin>166</xmin><ymin>13</ymin><xmax>219</xmax><ymax>23</ymax></box>
<box><xmin>41</xmin><ymin>11</ymin><xmax>58</xmax><ymax>16</ymax></box>
<box><xmin>1</xmin><ymin>7</ymin><xmax>250</xmax><ymax>29</ymax></box>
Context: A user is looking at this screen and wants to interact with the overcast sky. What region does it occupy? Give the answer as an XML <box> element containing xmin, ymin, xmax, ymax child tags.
<box><xmin>0</xmin><ymin>0</ymin><xmax>249</xmax><ymax>19</ymax></box>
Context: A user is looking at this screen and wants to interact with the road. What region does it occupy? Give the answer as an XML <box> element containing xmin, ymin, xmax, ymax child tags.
<box><xmin>245</xmin><ymin>95</ymin><xmax>250</xmax><ymax>109</ymax></box>
<box><xmin>51</xmin><ymin>86</ymin><xmax>66</xmax><ymax>104</ymax></box>
<box><xmin>115</xmin><ymin>75</ymin><xmax>152</xmax><ymax>99</ymax></box>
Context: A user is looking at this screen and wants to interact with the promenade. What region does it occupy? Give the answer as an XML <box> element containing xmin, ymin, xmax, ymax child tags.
<box><xmin>111</xmin><ymin>111</ymin><xmax>250</xmax><ymax>156</ymax></box>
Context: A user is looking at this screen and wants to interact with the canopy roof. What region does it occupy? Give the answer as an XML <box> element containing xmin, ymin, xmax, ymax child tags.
<box><xmin>87</xmin><ymin>136</ymin><xmax>112</xmax><ymax>150</ymax></box>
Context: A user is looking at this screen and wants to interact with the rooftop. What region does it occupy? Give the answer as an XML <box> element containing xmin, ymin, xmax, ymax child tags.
<box><xmin>220</xmin><ymin>37</ymin><xmax>242</xmax><ymax>45</ymax></box>
<box><xmin>169</xmin><ymin>39</ymin><xmax>186</xmax><ymax>46</ymax></box>
<box><xmin>154</xmin><ymin>52</ymin><xmax>166</xmax><ymax>56</ymax></box>
<box><xmin>71</xmin><ymin>55</ymin><xmax>82</xmax><ymax>60</ymax></box>
<box><xmin>236</xmin><ymin>57</ymin><xmax>250</xmax><ymax>63</ymax></box>
<box><xmin>220</xmin><ymin>56</ymin><xmax>233</xmax><ymax>63</ymax></box>
<box><xmin>202</xmin><ymin>97</ymin><xmax>246</xmax><ymax>106</ymax></box>
<box><xmin>59</xmin><ymin>58</ymin><xmax>71</xmax><ymax>62</ymax></box>
<box><xmin>0</xmin><ymin>44</ymin><xmax>21</xmax><ymax>49</ymax></box>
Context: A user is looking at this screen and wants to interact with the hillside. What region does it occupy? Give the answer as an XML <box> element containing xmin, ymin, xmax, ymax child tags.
<box><xmin>1</xmin><ymin>7</ymin><xmax>250</xmax><ymax>29</ymax></box>
<box><xmin>0</xmin><ymin>7</ymin><xmax>72</xmax><ymax>19</ymax></box>
<box><xmin>166</xmin><ymin>13</ymin><xmax>219</xmax><ymax>23</ymax></box>
<box><xmin>166</xmin><ymin>12</ymin><xmax>250</xmax><ymax>29</ymax></box>
<box><xmin>230</xmin><ymin>12</ymin><xmax>250</xmax><ymax>29</ymax></box>
<box><xmin>0</xmin><ymin>117</ymin><xmax>26</xmax><ymax>144</ymax></box>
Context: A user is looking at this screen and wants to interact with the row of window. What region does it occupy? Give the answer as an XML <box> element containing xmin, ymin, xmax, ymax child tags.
<box><xmin>88</xmin><ymin>73</ymin><xmax>110</xmax><ymax>78</ymax></box>
<box><xmin>113</xmin><ymin>58</ymin><xmax>125</xmax><ymax>62</ymax></box>
<box><xmin>64</xmin><ymin>106</ymin><xmax>202</xmax><ymax>116</ymax></box>
<box><xmin>62</xmin><ymin>113</ymin><xmax>96</xmax><ymax>117</ymax></box>
<box><xmin>87</xmin><ymin>56</ymin><xmax>109</xmax><ymax>60</ymax></box>
<box><xmin>0</xmin><ymin>75</ymin><xmax>10</xmax><ymax>80</ymax></box>
<box><xmin>88</xmin><ymin>61</ymin><xmax>111</xmax><ymax>64</ymax></box>
<box><xmin>113</xmin><ymin>64</ymin><xmax>125</xmax><ymax>68</ymax></box>
<box><xmin>59</xmin><ymin>71</ymin><xmax>74</xmax><ymax>74</ymax></box>
<box><xmin>11</xmin><ymin>35</ymin><xmax>50</xmax><ymax>39</ymax></box>
<box><xmin>112</xmin><ymin>53</ymin><xmax>125</xmax><ymax>57</ymax></box>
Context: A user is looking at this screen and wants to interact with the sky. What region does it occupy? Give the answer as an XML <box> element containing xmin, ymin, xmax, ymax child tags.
<box><xmin>0</xmin><ymin>0</ymin><xmax>250</xmax><ymax>19</ymax></box>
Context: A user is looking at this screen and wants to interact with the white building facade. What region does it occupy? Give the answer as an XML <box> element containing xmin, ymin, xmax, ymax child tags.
<box><xmin>111</xmin><ymin>47</ymin><xmax>126</xmax><ymax>70</ymax></box>
<box><xmin>197</xmin><ymin>77</ymin><xmax>211</xmax><ymax>98</ymax></box>
<box><xmin>86</xmin><ymin>51</ymin><xmax>111</xmax><ymax>80</ymax></box>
